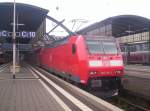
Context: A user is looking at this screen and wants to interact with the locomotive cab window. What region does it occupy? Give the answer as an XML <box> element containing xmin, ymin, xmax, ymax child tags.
<box><xmin>72</xmin><ymin>44</ymin><xmax>76</xmax><ymax>54</ymax></box>
<box><xmin>86</xmin><ymin>40</ymin><xmax>104</xmax><ymax>54</ymax></box>
<box><xmin>86</xmin><ymin>40</ymin><xmax>118</xmax><ymax>54</ymax></box>
<box><xmin>102</xmin><ymin>41</ymin><xmax>118</xmax><ymax>54</ymax></box>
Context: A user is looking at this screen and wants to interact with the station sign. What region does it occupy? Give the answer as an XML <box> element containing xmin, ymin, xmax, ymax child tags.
<box><xmin>0</xmin><ymin>30</ymin><xmax>36</xmax><ymax>38</ymax></box>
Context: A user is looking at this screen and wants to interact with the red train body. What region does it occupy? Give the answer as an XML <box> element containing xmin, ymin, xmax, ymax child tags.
<box><xmin>33</xmin><ymin>35</ymin><xmax>124</xmax><ymax>91</ymax></box>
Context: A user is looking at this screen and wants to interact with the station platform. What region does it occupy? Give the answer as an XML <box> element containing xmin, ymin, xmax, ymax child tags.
<box><xmin>123</xmin><ymin>64</ymin><xmax>150</xmax><ymax>100</ymax></box>
<box><xmin>126</xmin><ymin>64</ymin><xmax>150</xmax><ymax>71</ymax></box>
<box><xmin>125</xmin><ymin>64</ymin><xmax>150</xmax><ymax>78</ymax></box>
<box><xmin>0</xmin><ymin>63</ymin><xmax>123</xmax><ymax>111</ymax></box>
<box><xmin>0</xmin><ymin>65</ymin><xmax>63</xmax><ymax>111</ymax></box>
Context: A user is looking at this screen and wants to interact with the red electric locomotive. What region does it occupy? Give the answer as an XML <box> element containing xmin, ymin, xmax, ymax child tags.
<box><xmin>28</xmin><ymin>16</ymin><xmax>124</xmax><ymax>95</ymax></box>
<box><xmin>38</xmin><ymin>35</ymin><xmax>124</xmax><ymax>92</ymax></box>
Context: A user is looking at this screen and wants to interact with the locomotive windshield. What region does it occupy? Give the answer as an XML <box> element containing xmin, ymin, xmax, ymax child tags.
<box><xmin>102</xmin><ymin>41</ymin><xmax>118</xmax><ymax>54</ymax></box>
<box><xmin>86</xmin><ymin>40</ymin><xmax>118</xmax><ymax>54</ymax></box>
<box><xmin>86</xmin><ymin>40</ymin><xmax>104</xmax><ymax>54</ymax></box>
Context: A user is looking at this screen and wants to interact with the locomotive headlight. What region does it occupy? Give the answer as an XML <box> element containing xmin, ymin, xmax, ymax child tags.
<box><xmin>89</xmin><ymin>71</ymin><xmax>97</xmax><ymax>75</ymax></box>
<box><xmin>115</xmin><ymin>70</ymin><xmax>122</xmax><ymax>74</ymax></box>
<box><xmin>110</xmin><ymin>60</ymin><xmax>123</xmax><ymax>66</ymax></box>
<box><xmin>89</xmin><ymin>60</ymin><xmax>102</xmax><ymax>67</ymax></box>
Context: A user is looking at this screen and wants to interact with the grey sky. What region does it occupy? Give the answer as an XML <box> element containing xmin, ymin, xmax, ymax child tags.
<box><xmin>1</xmin><ymin>0</ymin><xmax>150</xmax><ymax>32</ymax></box>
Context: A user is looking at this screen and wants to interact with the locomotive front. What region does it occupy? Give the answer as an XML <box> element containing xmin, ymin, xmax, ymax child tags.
<box><xmin>85</xmin><ymin>36</ymin><xmax>124</xmax><ymax>92</ymax></box>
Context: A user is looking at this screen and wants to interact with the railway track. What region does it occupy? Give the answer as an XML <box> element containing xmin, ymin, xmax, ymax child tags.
<box><xmin>88</xmin><ymin>87</ymin><xmax>150</xmax><ymax>111</ymax></box>
<box><xmin>125</xmin><ymin>66</ymin><xmax>150</xmax><ymax>79</ymax></box>
<box><xmin>105</xmin><ymin>66</ymin><xmax>150</xmax><ymax>111</ymax></box>
<box><xmin>107</xmin><ymin>95</ymin><xmax>150</xmax><ymax>111</ymax></box>
<box><xmin>116</xmin><ymin>96</ymin><xmax>150</xmax><ymax>111</ymax></box>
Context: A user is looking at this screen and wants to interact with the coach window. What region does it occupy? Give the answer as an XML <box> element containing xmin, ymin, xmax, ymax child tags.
<box><xmin>72</xmin><ymin>44</ymin><xmax>76</xmax><ymax>54</ymax></box>
<box><xmin>129</xmin><ymin>45</ymin><xmax>136</xmax><ymax>52</ymax></box>
<box><xmin>139</xmin><ymin>44</ymin><xmax>143</xmax><ymax>51</ymax></box>
<box><xmin>120</xmin><ymin>46</ymin><xmax>125</xmax><ymax>52</ymax></box>
<box><xmin>143</xmin><ymin>43</ymin><xmax>149</xmax><ymax>51</ymax></box>
<box><xmin>136</xmin><ymin>44</ymin><xmax>140</xmax><ymax>51</ymax></box>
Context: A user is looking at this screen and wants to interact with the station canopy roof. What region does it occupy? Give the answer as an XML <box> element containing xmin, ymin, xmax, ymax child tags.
<box><xmin>0</xmin><ymin>2</ymin><xmax>49</xmax><ymax>46</ymax></box>
<box><xmin>78</xmin><ymin>15</ymin><xmax>150</xmax><ymax>37</ymax></box>
<box><xmin>0</xmin><ymin>2</ymin><xmax>49</xmax><ymax>31</ymax></box>
<box><xmin>112</xmin><ymin>15</ymin><xmax>150</xmax><ymax>37</ymax></box>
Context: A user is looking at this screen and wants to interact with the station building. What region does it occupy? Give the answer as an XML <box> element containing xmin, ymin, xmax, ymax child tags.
<box><xmin>0</xmin><ymin>2</ymin><xmax>48</xmax><ymax>51</ymax></box>
<box><xmin>0</xmin><ymin>2</ymin><xmax>49</xmax><ymax>63</ymax></box>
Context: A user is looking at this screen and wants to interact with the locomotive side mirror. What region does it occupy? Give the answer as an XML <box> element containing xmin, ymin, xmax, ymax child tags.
<box><xmin>72</xmin><ymin>44</ymin><xmax>76</xmax><ymax>54</ymax></box>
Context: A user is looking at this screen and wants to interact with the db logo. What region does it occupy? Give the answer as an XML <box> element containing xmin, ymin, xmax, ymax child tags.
<box><xmin>103</xmin><ymin>56</ymin><xmax>108</xmax><ymax>60</ymax></box>
<box><xmin>102</xmin><ymin>61</ymin><xmax>109</xmax><ymax>66</ymax></box>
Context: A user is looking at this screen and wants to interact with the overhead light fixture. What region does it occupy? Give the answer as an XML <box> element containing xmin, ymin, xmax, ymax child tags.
<box><xmin>10</xmin><ymin>23</ymin><xmax>25</xmax><ymax>26</ymax></box>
